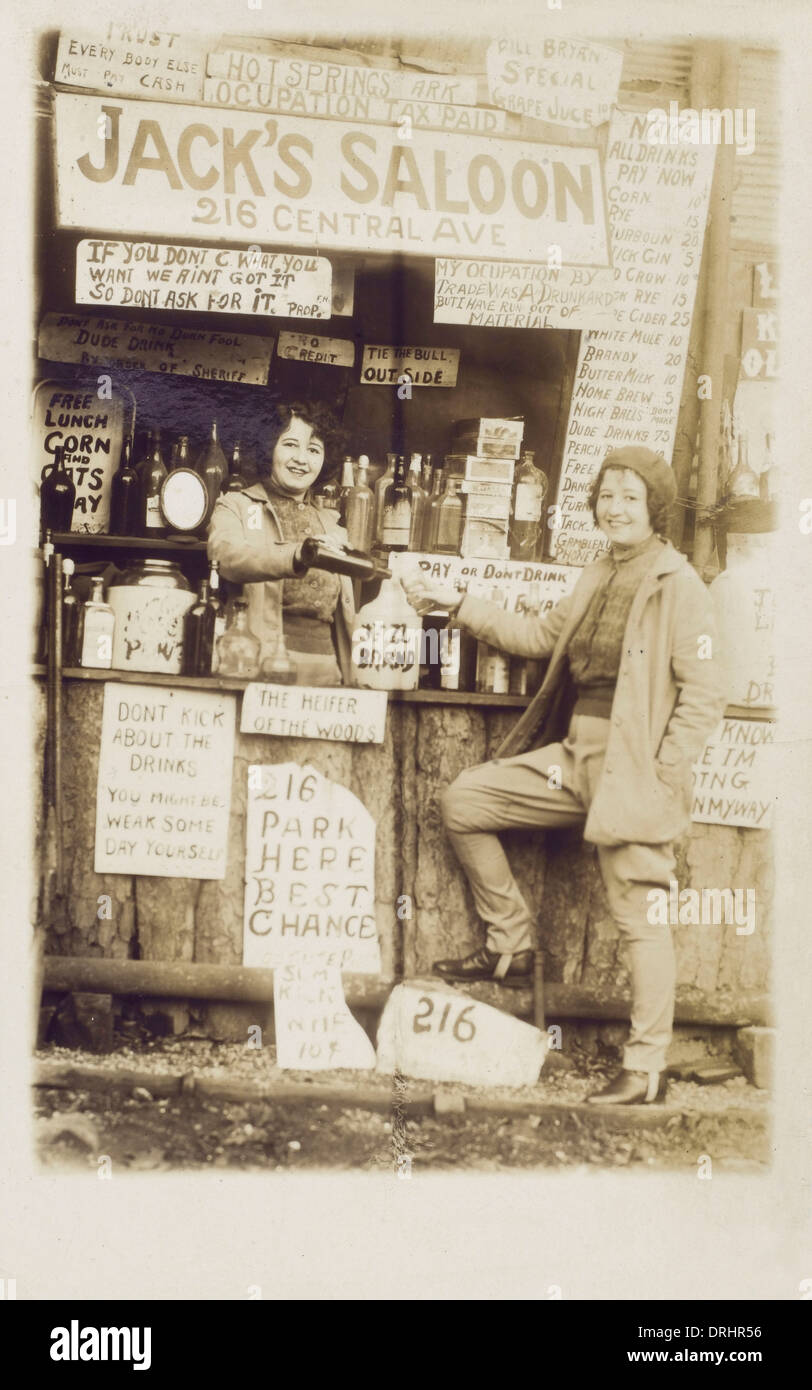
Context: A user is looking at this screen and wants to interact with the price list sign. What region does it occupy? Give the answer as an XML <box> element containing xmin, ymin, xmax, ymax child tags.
<box><xmin>550</xmin><ymin>110</ymin><xmax>717</xmax><ymax>565</ymax></box>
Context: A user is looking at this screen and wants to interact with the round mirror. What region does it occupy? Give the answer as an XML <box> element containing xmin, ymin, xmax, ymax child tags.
<box><xmin>160</xmin><ymin>468</ymin><xmax>209</xmax><ymax>533</ymax></box>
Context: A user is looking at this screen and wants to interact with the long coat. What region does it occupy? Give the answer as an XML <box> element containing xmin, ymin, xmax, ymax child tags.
<box><xmin>456</xmin><ymin>541</ymin><xmax>728</xmax><ymax>846</ymax></box>
<box><xmin>207</xmin><ymin>481</ymin><xmax>356</xmax><ymax>682</ymax></box>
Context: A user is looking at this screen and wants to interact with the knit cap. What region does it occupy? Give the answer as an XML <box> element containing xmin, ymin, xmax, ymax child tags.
<box><xmin>598</xmin><ymin>446</ymin><xmax>677</xmax><ymax>510</ymax></box>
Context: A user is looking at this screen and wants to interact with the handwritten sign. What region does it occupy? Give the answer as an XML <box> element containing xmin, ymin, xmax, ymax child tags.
<box><xmin>740</xmin><ymin>308</ymin><xmax>778</xmax><ymax>380</ymax></box>
<box><xmin>240</xmin><ymin>684</ymin><xmax>387</xmax><ymax>742</ymax></box>
<box><xmin>75</xmin><ymin>240</ymin><xmax>332</xmax><ymax>318</ymax></box>
<box><xmin>376</xmin><ymin>983</ymin><xmax>547</xmax><ymax>1086</ymax></box>
<box><xmin>55</xmin><ymin>27</ymin><xmax>206</xmax><ymax>103</ymax></box>
<box><xmin>203</xmin><ymin>78</ymin><xmax>506</xmax><ymax>133</ymax></box>
<box><xmin>94</xmin><ymin>684</ymin><xmax>236</xmax><ymax>879</ymax></box>
<box><xmin>691</xmin><ymin>718</ymin><xmax>776</xmax><ymax>829</ymax></box>
<box><xmin>361</xmin><ymin>345</ymin><xmax>460</xmax><ymax>387</ymax></box>
<box><xmin>392</xmin><ymin>553</ymin><xmax>580</xmax><ymax>613</ymax></box>
<box><xmin>54</xmin><ymin>94</ymin><xmax>610</xmax><ymax>266</ymax></box>
<box><xmin>32</xmin><ymin>380</ymin><xmax>125</xmax><ymax>534</ymax></box>
<box><xmin>486</xmin><ymin>37</ymin><xmax>623</xmax><ymax>128</ymax></box>
<box><xmin>434</xmin><ymin>257</ymin><xmax>617</xmax><ymax>330</ymax></box>
<box><xmin>273</xmin><ymin>950</ymin><xmax>376</xmax><ymax>1071</ymax></box>
<box><xmin>710</xmin><ymin>537</ymin><xmax>776</xmax><ymax>708</ymax></box>
<box><xmin>243</xmin><ymin>764</ymin><xmax>381</xmax><ymax>973</ymax></box>
<box><xmin>550</xmin><ymin>109</ymin><xmax>717</xmax><ymax>565</ymax></box>
<box><xmin>276</xmin><ymin>333</ymin><xmax>355</xmax><ymax>368</ymax></box>
<box><xmin>38</xmin><ymin>312</ymin><xmax>273</xmax><ymax>386</ymax></box>
<box><xmin>207</xmin><ymin>50</ymin><xmax>480</xmax><ymax>106</ymax></box>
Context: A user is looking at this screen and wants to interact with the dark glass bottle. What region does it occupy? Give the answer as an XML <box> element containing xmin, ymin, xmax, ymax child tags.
<box><xmin>61</xmin><ymin>557</ymin><xmax>82</xmax><ymax>667</ymax></box>
<box><xmin>196</xmin><ymin>420</ymin><xmax>228</xmax><ymax>517</ymax></box>
<box><xmin>225</xmin><ymin>441</ymin><xmax>248</xmax><ymax>492</ymax></box>
<box><xmin>108</xmin><ymin>437</ymin><xmax>140</xmax><ymax>536</ymax></box>
<box><xmin>182</xmin><ymin>577</ymin><xmax>214</xmax><ymax>676</ymax></box>
<box><xmin>40</xmin><ymin>445</ymin><xmax>75</xmax><ymax>534</ymax></box>
<box><xmin>170</xmin><ymin>435</ymin><xmax>192</xmax><ymax>471</ymax></box>
<box><xmin>380</xmin><ymin>455</ymin><xmax>413</xmax><ymax>552</ymax></box>
<box><xmin>140</xmin><ymin>430</ymin><xmax>168</xmax><ymax>538</ymax></box>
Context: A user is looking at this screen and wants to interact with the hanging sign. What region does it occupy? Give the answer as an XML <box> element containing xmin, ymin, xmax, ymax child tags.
<box><xmin>240</xmin><ymin>684</ymin><xmax>386</xmax><ymax>742</ymax></box>
<box><xmin>75</xmin><ymin>240</ymin><xmax>332</xmax><ymax>318</ymax></box>
<box><xmin>94</xmin><ymin>684</ymin><xmax>236</xmax><ymax>879</ymax></box>
<box><xmin>38</xmin><ymin>312</ymin><xmax>273</xmax><ymax>385</ymax></box>
<box><xmin>376</xmin><ymin>983</ymin><xmax>547</xmax><ymax>1086</ymax></box>
<box><xmin>486</xmin><ymin>38</ymin><xmax>623</xmax><ymax>128</ymax></box>
<box><xmin>203</xmin><ymin>79</ymin><xmax>506</xmax><ymax>133</ymax></box>
<box><xmin>550</xmin><ymin>109</ymin><xmax>717</xmax><ymax>565</ymax></box>
<box><xmin>361</xmin><ymin>345</ymin><xmax>460</xmax><ymax>387</ymax></box>
<box><xmin>434</xmin><ymin>257</ymin><xmax>617</xmax><ymax>329</ymax></box>
<box><xmin>54</xmin><ymin>93</ymin><xmax>611</xmax><ymax>266</ymax></box>
<box><xmin>55</xmin><ymin>27</ymin><xmax>207</xmax><ymax>103</ymax></box>
<box><xmin>691</xmin><ymin>718</ymin><xmax>776</xmax><ymax>829</ymax></box>
<box><xmin>207</xmin><ymin>50</ymin><xmax>480</xmax><ymax>106</ymax></box>
<box><xmin>243</xmin><ymin>763</ymin><xmax>382</xmax><ymax>973</ymax></box>
<box><xmin>276</xmin><ymin>333</ymin><xmax>356</xmax><ymax>368</ymax></box>
<box><xmin>32</xmin><ymin>380</ymin><xmax>125</xmax><ymax>534</ymax></box>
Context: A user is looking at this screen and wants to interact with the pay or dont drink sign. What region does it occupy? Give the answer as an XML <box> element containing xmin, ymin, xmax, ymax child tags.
<box><xmin>94</xmin><ymin>683</ymin><xmax>236</xmax><ymax>878</ymax></box>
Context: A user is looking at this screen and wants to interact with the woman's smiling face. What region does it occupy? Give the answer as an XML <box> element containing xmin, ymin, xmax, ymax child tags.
<box><xmin>595</xmin><ymin>467</ymin><xmax>654</xmax><ymax>549</ymax></box>
<box><xmin>269</xmin><ymin>416</ymin><xmax>325</xmax><ymax>497</ymax></box>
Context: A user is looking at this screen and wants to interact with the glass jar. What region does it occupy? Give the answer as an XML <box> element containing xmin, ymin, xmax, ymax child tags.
<box><xmin>107</xmin><ymin>559</ymin><xmax>195</xmax><ymax>674</ymax></box>
<box><xmin>216</xmin><ymin>598</ymin><xmax>261</xmax><ymax>678</ymax></box>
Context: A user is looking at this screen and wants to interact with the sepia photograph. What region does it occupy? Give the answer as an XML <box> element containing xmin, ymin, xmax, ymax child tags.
<box><xmin>1</xmin><ymin>0</ymin><xmax>810</xmax><ymax>1332</ymax></box>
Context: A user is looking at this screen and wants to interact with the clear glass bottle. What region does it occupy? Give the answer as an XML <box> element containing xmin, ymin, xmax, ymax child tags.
<box><xmin>209</xmin><ymin>561</ymin><xmax>227</xmax><ymax>672</ymax></box>
<box><xmin>109</xmin><ymin>437</ymin><xmax>140</xmax><ymax>536</ymax></box>
<box><xmin>261</xmin><ymin>627</ymin><xmax>297</xmax><ymax>684</ymax></box>
<box><xmin>373</xmin><ymin>452</ymin><xmax>397</xmax><ymax>540</ymax></box>
<box><xmin>380</xmin><ymin>455</ymin><xmax>413</xmax><ymax>552</ymax></box>
<box><xmin>61</xmin><ymin>557</ymin><xmax>82</xmax><ymax>667</ymax></box>
<box><xmin>424</xmin><ymin>468</ymin><xmax>445</xmax><ymax>551</ymax></box>
<box><xmin>337</xmin><ymin>455</ymin><xmax>356</xmax><ymax>523</ymax></box>
<box><xmin>344</xmin><ymin>455</ymin><xmax>375</xmax><ymax>552</ymax></box>
<box><xmin>727</xmin><ymin>432</ymin><xmax>760</xmax><ymax>500</ymax></box>
<box><xmin>140</xmin><ymin>429</ymin><xmax>168</xmax><ymax>538</ymax></box>
<box><xmin>196</xmin><ymin>420</ymin><xmax>228</xmax><ymax>517</ymax></box>
<box><xmin>407</xmin><ymin>453</ymin><xmax>428</xmax><ymax>551</ymax></box>
<box><xmin>215</xmin><ymin>597</ymin><xmax>260</xmax><ymax>678</ymax></box>
<box><xmin>79</xmin><ymin>577</ymin><xmax>115</xmax><ymax>669</ymax></box>
<box><xmin>510</xmin><ymin>449</ymin><xmax>547</xmax><ymax>561</ymax></box>
<box><xmin>40</xmin><ymin>445</ymin><xmax>76</xmax><ymax>535</ymax></box>
<box><xmin>433</xmin><ymin>475</ymin><xmax>464</xmax><ymax>555</ymax></box>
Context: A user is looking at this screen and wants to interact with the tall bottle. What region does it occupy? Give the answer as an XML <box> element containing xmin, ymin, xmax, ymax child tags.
<box><xmin>727</xmin><ymin>431</ymin><xmax>760</xmax><ymax>500</ymax></box>
<box><xmin>78</xmin><ymin>577</ymin><xmax>114</xmax><ymax>669</ymax></box>
<box><xmin>225</xmin><ymin>441</ymin><xmax>248</xmax><ymax>493</ymax></box>
<box><xmin>170</xmin><ymin>435</ymin><xmax>192</xmax><ymax>472</ymax></box>
<box><xmin>344</xmin><ymin>455</ymin><xmax>375</xmax><ymax>552</ymax></box>
<box><xmin>108</xmin><ymin>437</ymin><xmax>140</xmax><ymax>536</ymax></box>
<box><xmin>420</xmin><ymin>454</ymin><xmax>434</xmax><ymax>497</ymax></box>
<box><xmin>196</xmin><ymin>420</ymin><xmax>228</xmax><ymax>517</ymax></box>
<box><xmin>215</xmin><ymin>598</ymin><xmax>260</xmax><ymax>678</ymax></box>
<box><xmin>373</xmin><ymin>453</ymin><xmax>397</xmax><ymax>540</ymax></box>
<box><xmin>380</xmin><ymin>455</ymin><xmax>413</xmax><ymax>552</ymax></box>
<box><xmin>510</xmin><ymin>450</ymin><xmax>547</xmax><ymax>561</ymax></box>
<box><xmin>337</xmin><ymin>455</ymin><xmax>356</xmax><ymax>523</ymax></box>
<box><xmin>407</xmin><ymin>454</ymin><xmax>428</xmax><ymax>552</ymax></box>
<box><xmin>40</xmin><ymin>445</ymin><xmax>75</xmax><ymax>534</ymax></box>
<box><xmin>209</xmin><ymin>561</ymin><xmax>227</xmax><ymax>672</ymax></box>
<box><xmin>140</xmin><ymin>429</ymin><xmax>168</xmax><ymax>538</ymax></box>
<box><xmin>182</xmin><ymin>575</ymin><xmax>213</xmax><ymax>676</ymax></box>
<box><xmin>424</xmin><ymin>468</ymin><xmax>445</xmax><ymax>551</ymax></box>
<box><xmin>432</xmin><ymin>475</ymin><xmax>464</xmax><ymax>555</ymax></box>
<box><xmin>475</xmin><ymin>588</ymin><xmax>510</xmax><ymax>694</ymax></box>
<box><xmin>61</xmin><ymin>557</ymin><xmax>82</xmax><ymax>667</ymax></box>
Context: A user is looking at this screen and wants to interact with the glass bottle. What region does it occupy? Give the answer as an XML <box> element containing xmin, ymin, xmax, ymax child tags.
<box><xmin>61</xmin><ymin>557</ymin><xmax>82</xmax><ymax>668</ymax></box>
<box><xmin>423</xmin><ymin>469</ymin><xmax>445</xmax><ymax>551</ymax></box>
<box><xmin>170</xmin><ymin>435</ymin><xmax>192</xmax><ymax>472</ymax></box>
<box><xmin>215</xmin><ymin>597</ymin><xmax>260</xmax><ymax>678</ymax></box>
<box><xmin>433</xmin><ymin>475</ymin><xmax>464</xmax><ymax>555</ymax></box>
<box><xmin>373</xmin><ymin>452</ymin><xmax>397</xmax><ymax>540</ymax></box>
<box><xmin>79</xmin><ymin>577</ymin><xmax>114</xmax><ymax>669</ymax></box>
<box><xmin>476</xmin><ymin>588</ymin><xmax>510</xmax><ymax>694</ymax></box>
<box><xmin>209</xmin><ymin>561</ymin><xmax>227</xmax><ymax>673</ymax></box>
<box><xmin>196</xmin><ymin>420</ymin><xmax>228</xmax><ymax>517</ymax></box>
<box><xmin>420</xmin><ymin>454</ymin><xmax>434</xmax><ymax>496</ymax></box>
<box><xmin>727</xmin><ymin>432</ymin><xmax>760</xmax><ymax>500</ymax></box>
<box><xmin>35</xmin><ymin>533</ymin><xmax>54</xmax><ymax>665</ymax></box>
<box><xmin>108</xmin><ymin>437</ymin><xmax>140</xmax><ymax>536</ymax></box>
<box><xmin>344</xmin><ymin>455</ymin><xmax>375</xmax><ymax>553</ymax></box>
<box><xmin>40</xmin><ymin>445</ymin><xmax>76</xmax><ymax>535</ymax></box>
<box><xmin>407</xmin><ymin>453</ymin><xmax>428</xmax><ymax>552</ymax></box>
<box><xmin>182</xmin><ymin>575</ymin><xmax>214</xmax><ymax>676</ymax></box>
<box><xmin>350</xmin><ymin>576</ymin><xmax>421</xmax><ymax>691</ymax></box>
<box><xmin>261</xmin><ymin>626</ymin><xmax>297</xmax><ymax>684</ymax></box>
<box><xmin>140</xmin><ymin>429</ymin><xmax>168</xmax><ymax>538</ymax></box>
<box><xmin>510</xmin><ymin>450</ymin><xmax>548</xmax><ymax>562</ymax></box>
<box><xmin>337</xmin><ymin>455</ymin><xmax>356</xmax><ymax>523</ymax></box>
<box><xmin>225</xmin><ymin>441</ymin><xmax>248</xmax><ymax>493</ymax></box>
<box><xmin>380</xmin><ymin>455</ymin><xmax>413</xmax><ymax>552</ymax></box>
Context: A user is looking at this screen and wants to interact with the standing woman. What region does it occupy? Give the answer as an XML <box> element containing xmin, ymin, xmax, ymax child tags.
<box><xmin>402</xmin><ymin>447</ymin><xmax>728</xmax><ymax>1106</ymax></box>
<box><xmin>208</xmin><ymin>400</ymin><xmax>356</xmax><ymax>686</ymax></box>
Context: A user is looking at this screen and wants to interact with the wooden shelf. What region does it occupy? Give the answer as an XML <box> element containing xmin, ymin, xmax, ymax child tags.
<box><xmin>47</xmin><ymin>532</ymin><xmax>208</xmax><ymax>555</ymax></box>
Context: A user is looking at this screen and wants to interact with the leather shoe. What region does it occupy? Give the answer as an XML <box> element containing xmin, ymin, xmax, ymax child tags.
<box><xmin>586</xmin><ymin>1068</ymin><xmax>668</xmax><ymax>1105</ymax></box>
<box><xmin>433</xmin><ymin>945</ymin><xmax>534</xmax><ymax>988</ymax></box>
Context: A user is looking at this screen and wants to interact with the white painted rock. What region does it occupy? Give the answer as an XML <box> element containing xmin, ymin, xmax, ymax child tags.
<box><xmin>274</xmin><ymin>952</ymin><xmax>376</xmax><ymax>1072</ymax></box>
<box><xmin>376</xmin><ymin>982</ymin><xmax>547</xmax><ymax>1087</ymax></box>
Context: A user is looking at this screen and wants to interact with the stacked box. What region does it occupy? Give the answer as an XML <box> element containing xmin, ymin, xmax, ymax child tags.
<box><xmin>445</xmin><ymin>454</ymin><xmax>516</xmax><ymax>484</ymax></box>
<box><xmin>452</xmin><ymin>417</ymin><xmax>525</xmax><ymax>460</ymax></box>
<box><xmin>460</xmin><ymin>517</ymin><xmax>511</xmax><ymax>560</ymax></box>
<box><xmin>460</xmin><ymin>479</ymin><xmax>513</xmax><ymax>523</ymax></box>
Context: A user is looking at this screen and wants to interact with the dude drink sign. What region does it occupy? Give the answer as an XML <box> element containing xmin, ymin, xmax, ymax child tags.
<box><xmin>54</xmin><ymin>93</ymin><xmax>610</xmax><ymax>265</ymax></box>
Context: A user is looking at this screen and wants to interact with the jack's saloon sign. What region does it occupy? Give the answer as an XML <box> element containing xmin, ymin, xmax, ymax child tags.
<box><xmin>54</xmin><ymin>93</ymin><xmax>610</xmax><ymax>265</ymax></box>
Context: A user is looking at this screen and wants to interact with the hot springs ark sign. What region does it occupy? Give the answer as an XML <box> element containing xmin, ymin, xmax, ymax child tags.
<box><xmin>54</xmin><ymin>94</ymin><xmax>610</xmax><ymax>265</ymax></box>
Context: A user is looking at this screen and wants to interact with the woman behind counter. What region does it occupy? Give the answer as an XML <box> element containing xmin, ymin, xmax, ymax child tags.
<box><xmin>208</xmin><ymin>400</ymin><xmax>356</xmax><ymax>686</ymax></box>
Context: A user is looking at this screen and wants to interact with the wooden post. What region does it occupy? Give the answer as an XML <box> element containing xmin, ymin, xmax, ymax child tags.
<box><xmin>692</xmin><ymin>42</ymin><xmax>741</xmax><ymax>573</ymax></box>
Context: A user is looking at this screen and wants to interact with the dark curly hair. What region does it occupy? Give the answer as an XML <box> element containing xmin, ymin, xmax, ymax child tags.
<box><xmin>587</xmin><ymin>462</ymin><xmax>672</xmax><ymax>536</ymax></box>
<box><xmin>259</xmin><ymin>400</ymin><xmax>346</xmax><ymax>488</ymax></box>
